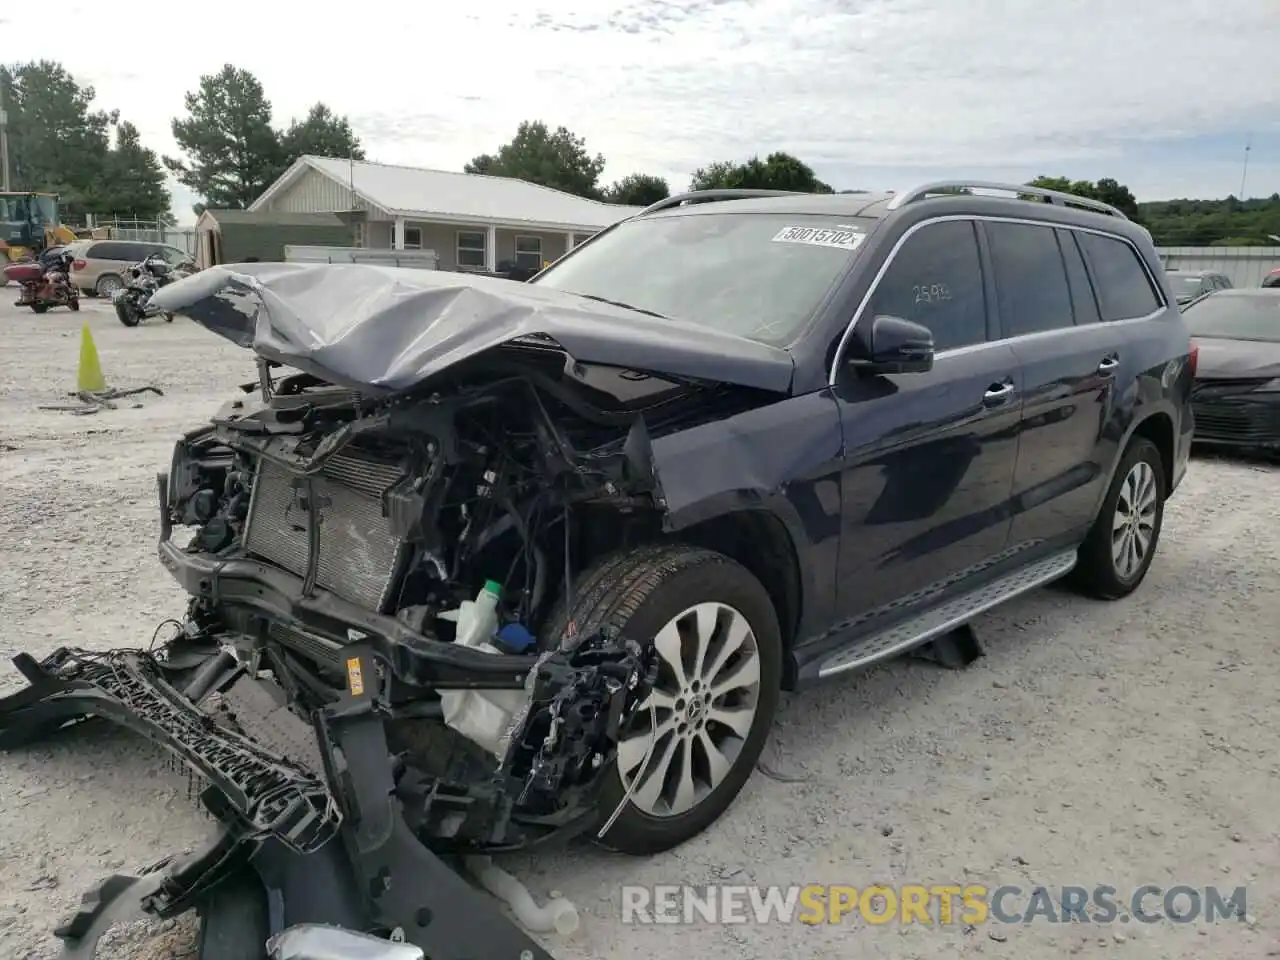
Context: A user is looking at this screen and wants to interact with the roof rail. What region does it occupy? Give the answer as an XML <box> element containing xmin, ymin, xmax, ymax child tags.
<box><xmin>635</xmin><ymin>189</ymin><xmax>807</xmax><ymax>217</ymax></box>
<box><xmin>885</xmin><ymin>180</ymin><xmax>1130</xmax><ymax>220</ymax></box>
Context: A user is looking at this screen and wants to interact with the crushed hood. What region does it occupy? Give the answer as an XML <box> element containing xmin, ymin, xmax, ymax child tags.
<box><xmin>149</xmin><ymin>262</ymin><xmax>795</xmax><ymax>395</ymax></box>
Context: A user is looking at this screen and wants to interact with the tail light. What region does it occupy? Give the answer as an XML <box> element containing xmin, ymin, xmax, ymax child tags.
<box><xmin>72</xmin><ymin>259</ymin><xmax>86</xmax><ymax>271</ymax></box>
<box><xmin>1188</xmin><ymin>340</ymin><xmax>1199</xmax><ymax>378</ymax></box>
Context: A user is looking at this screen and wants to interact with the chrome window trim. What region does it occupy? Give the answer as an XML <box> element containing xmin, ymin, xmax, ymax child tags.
<box><xmin>828</xmin><ymin>214</ymin><xmax>1169</xmax><ymax>388</ymax></box>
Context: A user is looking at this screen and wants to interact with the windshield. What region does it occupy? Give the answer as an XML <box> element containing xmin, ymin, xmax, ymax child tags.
<box><xmin>1168</xmin><ymin>275</ymin><xmax>1208</xmax><ymax>297</ymax></box>
<box><xmin>0</xmin><ymin>194</ymin><xmax>56</xmax><ymax>224</ymax></box>
<box><xmin>531</xmin><ymin>212</ymin><xmax>878</xmax><ymax>345</ymax></box>
<box><xmin>0</xmin><ymin>195</ymin><xmax>27</xmax><ymax>221</ymax></box>
<box><xmin>30</xmin><ymin>195</ymin><xmax>57</xmax><ymax>224</ymax></box>
<box><xmin>1184</xmin><ymin>293</ymin><xmax>1280</xmax><ymax>341</ymax></box>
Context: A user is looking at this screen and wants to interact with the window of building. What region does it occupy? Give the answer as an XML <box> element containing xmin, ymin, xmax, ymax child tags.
<box><xmin>514</xmin><ymin>236</ymin><xmax>543</xmax><ymax>271</ymax></box>
<box><xmin>865</xmin><ymin>220</ymin><xmax>988</xmax><ymax>351</ymax></box>
<box><xmin>403</xmin><ymin>226</ymin><xmax>422</xmax><ymax>250</ymax></box>
<box><xmin>457</xmin><ymin>231</ymin><xmax>487</xmax><ymax>269</ymax></box>
<box><xmin>985</xmin><ymin>221</ymin><xmax>1074</xmax><ymax>337</ymax></box>
<box><xmin>1075</xmin><ymin>232</ymin><xmax>1162</xmax><ymax>321</ymax></box>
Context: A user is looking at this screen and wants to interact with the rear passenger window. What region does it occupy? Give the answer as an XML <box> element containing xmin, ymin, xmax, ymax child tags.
<box><xmin>1075</xmin><ymin>232</ymin><xmax>1161</xmax><ymax>321</ymax></box>
<box><xmin>1059</xmin><ymin>230</ymin><xmax>1100</xmax><ymax>325</ymax></box>
<box><xmin>985</xmin><ymin>222</ymin><xmax>1073</xmax><ymax>336</ymax></box>
<box><xmin>89</xmin><ymin>241</ymin><xmax>123</xmax><ymax>259</ymax></box>
<box><xmin>866</xmin><ymin>220</ymin><xmax>987</xmax><ymax>351</ymax></box>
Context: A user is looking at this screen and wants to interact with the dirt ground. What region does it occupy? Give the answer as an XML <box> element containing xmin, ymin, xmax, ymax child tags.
<box><xmin>1</xmin><ymin>300</ymin><xmax>1278</xmax><ymax>960</ymax></box>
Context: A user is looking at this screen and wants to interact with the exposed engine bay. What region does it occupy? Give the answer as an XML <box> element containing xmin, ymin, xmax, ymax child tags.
<box><xmin>158</xmin><ymin>343</ymin><xmax>752</xmax><ymax>845</ymax></box>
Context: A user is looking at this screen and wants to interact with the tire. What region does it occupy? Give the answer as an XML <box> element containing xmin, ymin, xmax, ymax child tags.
<box><xmin>95</xmin><ymin>274</ymin><xmax>124</xmax><ymax>298</ymax></box>
<box><xmin>543</xmin><ymin>543</ymin><xmax>782</xmax><ymax>855</ymax></box>
<box><xmin>68</xmin><ymin>296</ymin><xmax>80</xmax><ymax>312</ymax></box>
<box><xmin>115</xmin><ymin>299</ymin><xmax>140</xmax><ymax>327</ymax></box>
<box><xmin>1071</xmin><ymin>436</ymin><xmax>1166</xmax><ymax>599</ymax></box>
<box><xmin>164</xmin><ymin>312</ymin><xmax>174</xmax><ymax>322</ymax></box>
<box><xmin>30</xmin><ymin>303</ymin><xmax>48</xmax><ymax>314</ymax></box>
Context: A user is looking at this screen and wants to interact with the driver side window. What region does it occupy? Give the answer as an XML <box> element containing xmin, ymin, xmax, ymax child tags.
<box><xmin>865</xmin><ymin>220</ymin><xmax>988</xmax><ymax>351</ymax></box>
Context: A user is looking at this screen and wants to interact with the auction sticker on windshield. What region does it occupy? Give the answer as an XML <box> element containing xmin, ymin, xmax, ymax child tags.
<box><xmin>771</xmin><ymin>225</ymin><xmax>866</xmax><ymax>250</ymax></box>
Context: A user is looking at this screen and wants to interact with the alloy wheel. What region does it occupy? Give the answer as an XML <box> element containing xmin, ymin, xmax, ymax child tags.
<box><xmin>1112</xmin><ymin>461</ymin><xmax>1158</xmax><ymax>580</ymax></box>
<box><xmin>615</xmin><ymin>602</ymin><xmax>762</xmax><ymax>818</ymax></box>
<box><xmin>97</xmin><ymin>276</ymin><xmax>122</xmax><ymax>297</ymax></box>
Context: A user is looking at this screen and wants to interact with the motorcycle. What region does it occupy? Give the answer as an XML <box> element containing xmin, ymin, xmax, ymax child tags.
<box><xmin>113</xmin><ymin>253</ymin><xmax>196</xmax><ymax>327</ymax></box>
<box><xmin>2</xmin><ymin>246</ymin><xmax>80</xmax><ymax>314</ymax></box>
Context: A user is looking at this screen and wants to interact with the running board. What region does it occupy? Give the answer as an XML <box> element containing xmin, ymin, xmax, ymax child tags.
<box><xmin>818</xmin><ymin>549</ymin><xmax>1077</xmax><ymax>678</ymax></box>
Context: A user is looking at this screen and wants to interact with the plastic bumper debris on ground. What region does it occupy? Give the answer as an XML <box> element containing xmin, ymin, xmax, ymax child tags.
<box><xmin>0</xmin><ymin>646</ymin><xmax>558</xmax><ymax>960</ymax></box>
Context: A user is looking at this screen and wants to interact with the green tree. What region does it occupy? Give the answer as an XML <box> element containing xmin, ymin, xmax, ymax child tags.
<box><xmin>100</xmin><ymin>120</ymin><xmax>173</xmax><ymax>222</ymax></box>
<box><xmin>1026</xmin><ymin>175</ymin><xmax>1140</xmax><ymax>220</ymax></box>
<box><xmin>164</xmin><ymin>65</ymin><xmax>283</xmax><ymax>210</ymax></box>
<box><xmin>0</xmin><ymin>61</ymin><xmax>113</xmax><ymax>219</ymax></box>
<box><xmin>465</xmin><ymin>121</ymin><xmax>606</xmax><ymax>199</ymax></box>
<box><xmin>1138</xmin><ymin>195</ymin><xmax>1280</xmax><ymax>246</ymax></box>
<box><xmin>279</xmin><ymin>103</ymin><xmax>365</xmax><ymax>165</ymax></box>
<box><xmin>602</xmin><ymin>173</ymin><xmax>670</xmax><ymax>206</ymax></box>
<box><xmin>689</xmin><ymin>152</ymin><xmax>834</xmax><ymax>193</ymax></box>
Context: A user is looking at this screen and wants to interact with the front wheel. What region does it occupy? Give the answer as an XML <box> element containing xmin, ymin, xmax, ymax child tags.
<box><xmin>68</xmin><ymin>296</ymin><xmax>80</xmax><ymax>312</ymax></box>
<box><xmin>115</xmin><ymin>298</ymin><xmax>140</xmax><ymax>327</ymax></box>
<box><xmin>1071</xmin><ymin>436</ymin><xmax>1166</xmax><ymax>599</ymax></box>
<box><xmin>544</xmin><ymin>543</ymin><xmax>782</xmax><ymax>855</ymax></box>
<box><xmin>164</xmin><ymin>312</ymin><xmax>174</xmax><ymax>322</ymax></box>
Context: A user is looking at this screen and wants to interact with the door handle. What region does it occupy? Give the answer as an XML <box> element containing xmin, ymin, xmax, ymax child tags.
<box><xmin>983</xmin><ymin>381</ymin><xmax>1016</xmax><ymax>405</ymax></box>
<box><xmin>1097</xmin><ymin>354</ymin><xmax>1120</xmax><ymax>375</ymax></box>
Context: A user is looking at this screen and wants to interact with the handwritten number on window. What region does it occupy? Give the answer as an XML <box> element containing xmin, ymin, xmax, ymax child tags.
<box><xmin>913</xmin><ymin>283</ymin><xmax>952</xmax><ymax>304</ymax></box>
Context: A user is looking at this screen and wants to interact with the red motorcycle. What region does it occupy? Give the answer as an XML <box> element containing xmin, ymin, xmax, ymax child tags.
<box><xmin>3</xmin><ymin>246</ymin><xmax>80</xmax><ymax>314</ymax></box>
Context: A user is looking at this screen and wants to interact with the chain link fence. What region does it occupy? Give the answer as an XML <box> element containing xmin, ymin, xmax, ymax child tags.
<box><xmin>75</xmin><ymin>218</ymin><xmax>198</xmax><ymax>255</ymax></box>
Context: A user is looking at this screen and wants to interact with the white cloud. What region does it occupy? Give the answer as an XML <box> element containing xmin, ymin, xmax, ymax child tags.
<box><xmin>9</xmin><ymin>0</ymin><xmax>1280</xmax><ymax>220</ymax></box>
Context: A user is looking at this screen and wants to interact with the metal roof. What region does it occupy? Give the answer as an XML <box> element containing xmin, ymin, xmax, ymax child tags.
<box><xmin>198</xmin><ymin>209</ymin><xmax>349</xmax><ymax>227</ymax></box>
<box><xmin>250</xmin><ymin>156</ymin><xmax>644</xmax><ymax>232</ymax></box>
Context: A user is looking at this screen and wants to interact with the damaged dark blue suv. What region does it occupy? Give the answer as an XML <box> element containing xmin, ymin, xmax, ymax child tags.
<box><xmin>0</xmin><ymin>181</ymin><xmax>1194</xmax><ymax>959</ymax></box>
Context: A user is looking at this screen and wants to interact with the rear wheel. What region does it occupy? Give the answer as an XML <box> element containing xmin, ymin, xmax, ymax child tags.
<box><xmin>1071</xmin><ymin>436</ymin><xmax>1166</xmax><ymax>599</ymax></box>
<box><xmin>68</xmin><ymin>296</ymin><xmax>80</xmax><ymax>312</ymax></box>
<box><xmin>95</xmin><ymin>274</ymin><xmax>123</xmax><ymax>298</ymax></box>
<box><xmin>30</xmin><ymin>303</ymin><xmax>48</xmax><ymax>314</ymax></box>
<box><xmin>544</xmin><ymin>543</ymin><xmax>782</xmax><ymax>855</ymax></box>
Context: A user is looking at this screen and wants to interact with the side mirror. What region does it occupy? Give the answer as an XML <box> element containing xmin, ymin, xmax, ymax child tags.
<box><xmin>846</xmin><ymin>315</ymin><xmax>935</xmax><ymax>375</ymax></box>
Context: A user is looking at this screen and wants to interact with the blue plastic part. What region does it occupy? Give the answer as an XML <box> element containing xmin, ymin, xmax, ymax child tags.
<box><xmin>495</xmin><ymin>623</ymin><xmax>536</xmax><ymax>653</ymax></box>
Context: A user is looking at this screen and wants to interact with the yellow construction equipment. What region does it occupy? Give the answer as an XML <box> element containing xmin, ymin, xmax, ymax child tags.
<box><xmin>0</xmin><ymin>191</ymin><xmax>78</xmax><ymax>264</ymax></box>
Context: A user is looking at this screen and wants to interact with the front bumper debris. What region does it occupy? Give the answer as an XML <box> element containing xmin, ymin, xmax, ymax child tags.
<box><xmin>0</xmin><ymin>645</ymin><xmax>558</xmax><ymax>960</ymax></box>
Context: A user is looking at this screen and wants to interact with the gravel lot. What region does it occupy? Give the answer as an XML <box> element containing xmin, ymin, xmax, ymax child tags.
<box><xmin>1</xmin><ymin>298</ymin><xmax>1278</xmax><ymax>959</ymax></box>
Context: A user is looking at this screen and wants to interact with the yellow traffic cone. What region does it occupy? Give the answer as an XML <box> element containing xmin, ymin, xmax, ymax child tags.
<box><xmin>77</xmin><ymin>322</ymin><xmax>106</xmax><ymax>393</ymax></box>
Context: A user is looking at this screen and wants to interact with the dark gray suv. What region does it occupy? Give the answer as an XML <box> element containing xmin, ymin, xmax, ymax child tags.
<box><xmin>0</xmin><ymin>180</ymin><xmax>1196</xmax><ymax>958</ymax></box>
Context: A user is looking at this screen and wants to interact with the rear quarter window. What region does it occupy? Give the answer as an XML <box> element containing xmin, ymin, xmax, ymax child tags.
<box><xmin>1075</xmin><ymin>232</ymin><xmax>1162</xmax><ymax>321</ymax></box>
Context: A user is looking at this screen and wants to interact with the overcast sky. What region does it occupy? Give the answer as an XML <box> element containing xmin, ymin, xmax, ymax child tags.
<box><xmin>6</xmin><ymin>0</ymin><xmax>1279</xmax><ymax>226</ymax></box>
